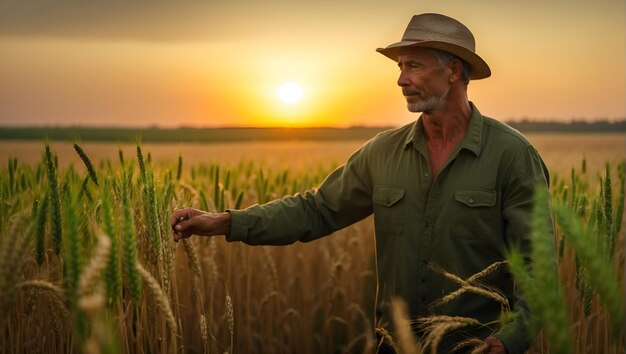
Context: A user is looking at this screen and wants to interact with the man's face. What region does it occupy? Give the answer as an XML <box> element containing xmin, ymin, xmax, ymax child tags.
<box><xmin>396</xmin><ymin>49</ymin><xmax>450</xmax><ymax>113</ymax></box>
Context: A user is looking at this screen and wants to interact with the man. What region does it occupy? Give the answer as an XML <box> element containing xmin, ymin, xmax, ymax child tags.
<box><xmin>171</xmin><ymin>13</ymin><xmax>552</xmax><ymax>354</ymax></box>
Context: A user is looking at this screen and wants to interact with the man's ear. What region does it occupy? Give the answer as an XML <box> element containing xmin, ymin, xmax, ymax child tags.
<box><xmin>447</xmin><ymin>58</ymin><xmax>464</xmax><ymax>83</ymax></box>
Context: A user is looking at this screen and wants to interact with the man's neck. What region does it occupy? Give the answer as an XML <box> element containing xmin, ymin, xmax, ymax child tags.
<box><xmin>421</xmin><ymin>100</ymin><xmax>472</xmax><ymax>147</ymax></box>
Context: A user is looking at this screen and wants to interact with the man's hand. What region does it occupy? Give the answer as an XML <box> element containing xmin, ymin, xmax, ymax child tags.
<box><xmin>169</xmin><ymin>208</ymin><xmax>231</xmax><ymax>242</ymax></box>
<box><xmin>484</xmin><ymin>336</ymin><xmax>507</xmax><ymax>354</ymax></box>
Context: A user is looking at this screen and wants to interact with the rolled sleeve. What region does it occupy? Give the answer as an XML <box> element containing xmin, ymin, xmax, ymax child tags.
<box><xmin>224</xmin><ymin>142</ymin><xmax>374</xmax><ymax>246</ymax></box>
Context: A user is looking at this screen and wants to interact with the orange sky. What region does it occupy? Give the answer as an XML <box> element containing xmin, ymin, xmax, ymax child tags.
<box><xmin>0</xmin><ymin>1</ymin><xmax>624</xmax><ymax>128</ymax></box>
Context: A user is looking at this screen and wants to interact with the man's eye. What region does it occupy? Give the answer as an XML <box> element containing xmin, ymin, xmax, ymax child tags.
<box><xmin>400</xmin><ymin>63</ymin><xmax>416</xmax><ymax>69</ymax></box>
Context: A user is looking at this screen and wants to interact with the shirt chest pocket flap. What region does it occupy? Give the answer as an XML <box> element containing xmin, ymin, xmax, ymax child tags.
<box><xmin>373</xmin><ymin>186</ymin><xmax>405</xmax><ymax>235</ymax></box>
<box><xmin>454</xmin><ymin>189</ymin><xmax>496</xmax><ymax>207</ymax></box>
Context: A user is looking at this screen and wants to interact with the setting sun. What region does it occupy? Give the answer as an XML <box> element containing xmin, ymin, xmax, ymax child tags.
<box><xmin>277</xmin><ymin>81</ymin><xmax>304</xmax><ymax>104</ymax></box>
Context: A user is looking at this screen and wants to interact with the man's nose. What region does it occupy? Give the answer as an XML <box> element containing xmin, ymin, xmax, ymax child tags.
<box><xmin>397</xmin><ymin>69</ymin><xmax>410</xmax><ymax>87</ymax></box>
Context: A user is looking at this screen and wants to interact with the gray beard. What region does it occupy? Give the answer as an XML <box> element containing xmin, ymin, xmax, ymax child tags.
<box><xmin>406</xmin><ymin>86</ymin><xmax>450</xmax><ymax>113</ymax></box>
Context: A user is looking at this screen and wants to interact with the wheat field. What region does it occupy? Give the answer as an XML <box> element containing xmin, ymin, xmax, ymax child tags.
<box><xmin>0</xmin><ymin>133</ymin><xmax>624</xmax><ymax>353</ymax></box>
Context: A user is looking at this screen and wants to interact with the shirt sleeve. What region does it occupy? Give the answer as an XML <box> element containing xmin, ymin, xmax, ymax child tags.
<box><xmin>495</xmin><ymin>145</ymin><xmax>555</xmax><ymax>354</ymax></box>
<box><xmin>226</xmin><ymin>143</ymin><xmax>374</xmax><ymax>245</ymax></box>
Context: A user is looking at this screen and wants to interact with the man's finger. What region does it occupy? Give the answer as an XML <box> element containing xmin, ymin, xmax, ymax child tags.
<box><xmin>173</xmin><ymin>229</ymin><xmax>192</xmax><ymax>242</ymax></box>
<box><xmin>169</xmin><ymin>211</ymin><xmax>184</xmax><ymax>230</ymax></box>
<box><xmin>170</xmin><ymin>209</ymin><xmax>192</xmax><ymax>230</ymax></box>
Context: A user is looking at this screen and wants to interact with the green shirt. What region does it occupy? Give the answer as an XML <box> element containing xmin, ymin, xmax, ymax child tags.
<box><xmin>228</xmin><ymin>104</ymin><xmax>552</xmax><ymax>354</ymax></box>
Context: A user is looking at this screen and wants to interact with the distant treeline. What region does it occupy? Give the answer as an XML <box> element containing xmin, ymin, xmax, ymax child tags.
<box><xmin>0</xmin><ymin>126</ymin><xmax>390</xmax><ymax>143</ymax></box>
<box><xmin>0</xmin><ymin>120</ymin><xmax>623</xmax><ymax>142</ymax></box>
<box><xmin>507</xmin><ymin>119</ymin><xmax>626</xmax><ymax>133</ymax></box>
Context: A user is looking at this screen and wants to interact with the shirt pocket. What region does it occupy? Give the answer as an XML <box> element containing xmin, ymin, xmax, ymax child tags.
<box><xmin>372</xmin><ymin>185</ymin><xmax>405</xmax><ymax>236</ymax></box>
<box><xmin>451</xmin><ymin>188</ymin><xmax>498</xmax><ymax>240</ymax></box>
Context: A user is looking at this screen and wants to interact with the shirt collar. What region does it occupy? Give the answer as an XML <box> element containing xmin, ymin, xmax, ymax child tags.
<box><xmin>403</xmin><ymin>102</ymin><xmax>484</xmax><ymax>157</ymax></box>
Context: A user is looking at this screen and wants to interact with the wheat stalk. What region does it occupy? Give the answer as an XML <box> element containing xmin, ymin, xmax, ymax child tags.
<box><xmin>136</xmin><ymin>143</ymin><xmax>146</xmax><ymax>183</ymax></box>
<box><xmin>78</xmin><ymin>234</ymin><xmax>111</xmax><ymax>298</ymax></box>
<box><xmin>121</xmin><ymin>170</ymin><xmax>141</xmax><ymax>304</ymax></box>
<box><xmin>390</xmin><ymin>297</ymin><xmax>420</xmax><ymax>354</ymax></box>
<box><xmin>428</xmin><ymin>262</ymin><xmax>510</xmax><ymax>312</ymax></box>
<box><xmin>63</xmin><ymin>188</ymin><xmax>83</xmax><ymax>304</ymax></box>
<box><xmin>452</xmin><ymin>338</ymin><xmax>488</xmax><ymax>353</ymax></box>
<box><xmin>507</xmin><ymin>184</ymin><xmax>574</xmax><ymax>354</ymax></box>
<box><xmin>101</xmin><ymin>177</ymin><xmax>121</xmax><ymax>306</ymax></box>
<box><xmin>199</xmin><ymin>314</ymin><xmax>208</xmax><ymax>348</ymax></box>
<box><xmin>44</xmin><ymin>143</ymin><xmax>62</xmax><ymax>256</ymax></box>
<box><xmin>35</xmin><ymin>193</ymin><xmax>48</xmax><ymax>266</ymax></box>
<box><xmin>418</xmin><ymin>316</ymin><xmax>481</xmax><ymax>354</ymax></box>
<box><xmin>18</xmin><ymin>279</ymin><xmax>64</xmax><ymax>296</ymax></box>
<box><xmin>143</xmin><ymin>168</ymin><xmax>163</xmax><ymax>273</ymax></box>
<box><xmin>73</xmin><ymin>143</ymin><xmax>99</xmax><ymax>186</ymax></box>
<box><xmin>262</xmin><ymin>247</ymin><xmax>279</xmax><ymax>292</ymax></box>
<box><xmin>466</xmin><ymin>261</ymin><xmax>505</xmax><ymax>283</ymax></box>
<box><xmin>602</xmin><ymin>163</ymin><xmax>616</xmax><ymax>260</ymax></box>
<box><xmin>555</xmin><ymin>201</ymin><xmax>625</xmax><ymax>339</ymax></box>
<box><xmin>374</xmin><ymin>327</ymin><xmax>397</xmax><ymax>352</ymax></box>
<box><xmin>176</xmin><ymin>153</ymin><xmax>183</xmax><ymax>181</ymax></box>
<box><xmin>226</xmin><ymin>294</ymin><xmax>234</xmax><ymax>353</ymax></box>
<box><xmin>136</xmin><ymin>263</ymin><xmax>177</xmax><ymax>332</ymax></box>
<box><xmin>17</xmin><ymin>279</ymin><xmax>69</xmax><ymax>317</ymax></box>
<box><xmin>182</xmin><ymin>238</ymin><xmax>202</xmax><ymax>279</ymax></box>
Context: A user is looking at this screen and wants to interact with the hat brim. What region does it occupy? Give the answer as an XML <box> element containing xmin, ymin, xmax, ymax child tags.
<box><xmin>376</xmin><ymin>40</ymin><xmax>491</xmax><ymax>80</ymax></box>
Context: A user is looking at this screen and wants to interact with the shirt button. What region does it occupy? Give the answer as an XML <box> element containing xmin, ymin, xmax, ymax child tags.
<box><xmin>421</xmin><ymin>278</ymin><xmax>427</xmax><ymax>284</ymax></box>
<box><xmin>424</xmin><ymin>172</ymin><xmax>430</xmax><ymax>178</ymax></box>
<box><xmin>421</xmin><ymin>259</ymin><xmax>429</xmax><ymax>266</ymax></box>
<box><xmin>468</xmin><ymin>197</ymin><xmax>475</xmax><ymax>204</ymax></box>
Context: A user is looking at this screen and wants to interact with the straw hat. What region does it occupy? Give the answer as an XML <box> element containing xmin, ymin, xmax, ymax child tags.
<box><xmin>377</xmin><ymin>13</ymin><xmax>491</xmax><ymax>80</ymax></box>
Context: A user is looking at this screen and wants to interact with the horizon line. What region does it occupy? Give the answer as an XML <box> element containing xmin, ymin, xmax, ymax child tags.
<box><xmin>0</xmin><ymin>118</ymin><xmax>625</xmax><ymax>130</ymax></box>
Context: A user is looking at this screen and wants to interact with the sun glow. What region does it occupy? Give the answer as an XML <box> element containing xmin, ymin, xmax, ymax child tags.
<box><xmin>277</xmin><ymin>81</ymin><xmax>303</xmax><ymax>104</ymax></box>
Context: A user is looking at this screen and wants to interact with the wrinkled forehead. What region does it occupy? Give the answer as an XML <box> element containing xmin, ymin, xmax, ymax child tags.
<box><xmin>396</xmin><ymin>47</ymin><xmax>441</xmax><ymax>63</ymax></box>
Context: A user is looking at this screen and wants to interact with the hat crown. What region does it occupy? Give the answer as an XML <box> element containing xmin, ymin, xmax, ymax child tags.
<box><xmin>401</xmin><ymin>13</ymin><xmax>476</xmax><ymax>52</ymax></box>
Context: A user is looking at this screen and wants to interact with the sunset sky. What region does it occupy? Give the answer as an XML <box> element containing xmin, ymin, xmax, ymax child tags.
<box><xmin>0</xmin><ymin>1</ymin><xmax>624</xmax><ymax>128</ymax></box>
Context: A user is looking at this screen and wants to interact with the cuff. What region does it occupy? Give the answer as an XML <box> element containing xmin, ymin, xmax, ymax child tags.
<box><xmin>224</xmin><ymin>209</ymin><xmax>248</xmax><ymax>242</ymax></box>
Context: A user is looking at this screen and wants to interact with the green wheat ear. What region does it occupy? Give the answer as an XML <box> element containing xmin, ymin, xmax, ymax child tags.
<box><xmin>554</xmin><ymin>202</ymin><xmax>625</xmax><ymax>339</ymax></box>
<box><xmin>121</xmin><ymin>168</ymin><xmax>142</xmax><ymax>305</ymax></box>
<box><xmin>136</xmin><ymin>142</ymin><xmax>146</xmax><ymax>183</ymax></box>
<box><xmin>63</xmin><ymin>187</ymin><xmax>83</xmax><ymax>306</ymax></box>
<box><xmin>44</xmin><ymin>142</ymin><xmax>63</xmax><ymax>256</ymax></box>
<box><xmin>78</xmin><ymin>175</ymin><xmax>93</xmax><ymax>203</ymax></box>
<box><xmin>507</xmin><ymin>184</ymin><xmax>573</xmax><ymax>354</ymax></box>
<box><xmin>118</xmin><ymin>146</ymin><xmax>125</xmax><ymax>165</ymax></box>
<box><xmin>602</xmin><ymin>163</ymin><xmax>615</xmax><ymax>260</ymax></box>
<box><xmin>234</xmin><ymin>191</ymin><xmax>245</xmax><ymax>209</ymax></box>
<box><xmin>213</xmin><ymin>165</ymin><xmax>220</xmax><ymax>211</ymax></box>
<box><xmin>143</xmin><ymin>167</ymin><xmax>163</xmax><ymax>275</ymax></box>
<box><xmin>35</xmin><ymin>191</ymin><xmax>49</xmax><ymax>266</ymax></box>
<box><xmin>73</xmin><ymin>143</ymin><xmax>99</xmax><ymax>187</ymax></box>
<box><xmin>176</xmin><ymin>153</ymin><xmax>183</xmax><ymax>181</ymax></box>
<box><xmin>7</xmin><ymin>157</ymin><xmax>17</xmax><ymax>197</ymax></box>
<box><xmin>614</xmin><ymin>160</ymin><xmax>624</xmax><ymax>234</ymax></box>
<box><xmin>101</xmin><ymin>177</ymin><xmax>121</xmax><ymax>307</ymax></box>
<box><xmin>534</xmin><ymin>184</ymin><xmax>573</xmax><ymax>354</ymax></box>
